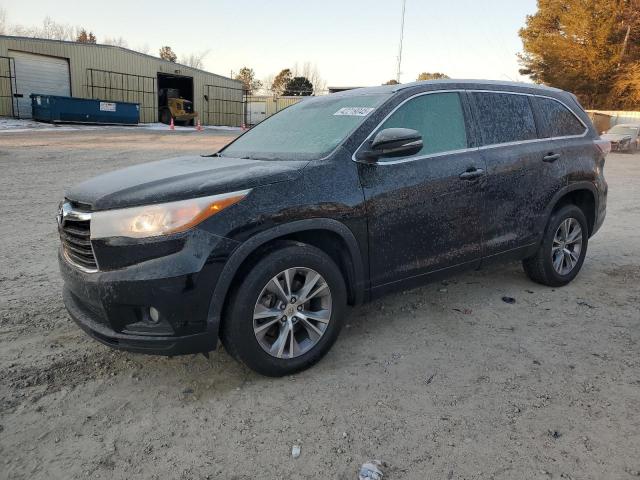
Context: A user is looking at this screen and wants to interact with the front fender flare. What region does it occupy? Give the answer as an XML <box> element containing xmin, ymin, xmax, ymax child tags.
<box><xmin>205</xmin><ymin>218</ymin><xmax>366</xmax><ymax>338</ymax></box>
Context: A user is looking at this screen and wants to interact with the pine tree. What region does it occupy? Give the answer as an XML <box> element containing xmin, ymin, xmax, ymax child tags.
<box><xmin>76</xmin><ymin>28</ymin><xmax>96</xmax><ymax>44</ymax></box>
<box><xmin>519</xmin><ymin>0</ymin><xmax>640</xmax><ymax>108</ymax></box>
<box><xmin>283</xmin><ymin>77</ymin><xmax>313</xmax><ymax>96</ymax></box>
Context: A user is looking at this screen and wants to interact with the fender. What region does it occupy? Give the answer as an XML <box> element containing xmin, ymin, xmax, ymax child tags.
<box><xmin>205</xmin><ymin>218</ymin><xmax>366</xmax><ymax>337</ymax></box>
<box><xmin>535</xmin><ymin>181</ymin><xmax>599</xmax><ymax>241</ymax></box>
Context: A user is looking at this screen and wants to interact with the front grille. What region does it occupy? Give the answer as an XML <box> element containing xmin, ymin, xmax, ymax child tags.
<box><xmin>58</xmin><ymin>202</ymin><xmax>98</xmax><ymax>272</ymax></box>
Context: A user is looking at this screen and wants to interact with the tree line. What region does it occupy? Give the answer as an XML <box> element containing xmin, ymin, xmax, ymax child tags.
<box><xmin>519</xmin><ymin>0</ymin><xmax>640</xmax><ymax>109</ymax></box>
<box><xmin>0</xmin><ymin>9</ymin><xmax>208</xmax><ymax>69</ymax></box>
<box><xmin>234</xmin><ymin>63</ymin><xmax>327</xmax><ymax>96</ymax></box>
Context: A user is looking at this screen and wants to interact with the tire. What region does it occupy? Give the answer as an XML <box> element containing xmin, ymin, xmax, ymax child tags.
<box><xmin>221</xmin><ymin>242</ymin><xmax>347</xmax><ymax>376</ymax></box>
<box><xmin>523</xmin><ymin>204</ymin><xmax>589</xmax><ymax>287</ymax></box>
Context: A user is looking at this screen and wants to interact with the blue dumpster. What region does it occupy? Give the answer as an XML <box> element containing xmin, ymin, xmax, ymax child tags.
<box><xmin>30</xmin><ymin>94</ymin><xmax>140</xmax><ymax>125</ymax></box>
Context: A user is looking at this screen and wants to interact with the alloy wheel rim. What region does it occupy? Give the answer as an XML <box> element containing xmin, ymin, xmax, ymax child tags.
<box><xmin>253</xmin><ymin>267</ymin><xmax>332</xmax><ymax>359</ymax></box>
<box><xmin>551</xmin><ymin>218</ymin><xmax>583</xmax><ymax>275</ymax></box>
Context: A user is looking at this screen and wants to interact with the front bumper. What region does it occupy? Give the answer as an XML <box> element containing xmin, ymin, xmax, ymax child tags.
<box><xmin>59</xmin><ymin>229</ymin><xmax>239</xmax><ymax>356</ymax></box>
<box><xmin>64</xmin><ymin>287</ymin><xmax>216</xmax><ymax>355</ymax></box>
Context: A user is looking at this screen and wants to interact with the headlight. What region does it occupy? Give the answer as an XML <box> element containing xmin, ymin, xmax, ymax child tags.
<box><xmin>91</xmin><ymin>189</ymin><xmax>250</xmax><ymax>239</ymax></box>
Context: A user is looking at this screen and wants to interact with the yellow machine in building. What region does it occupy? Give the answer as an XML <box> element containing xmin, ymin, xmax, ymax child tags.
<box><xmin>159</xmin><ymin>88</ymin><xmax>198</xmax><ymax>125</ymax></box>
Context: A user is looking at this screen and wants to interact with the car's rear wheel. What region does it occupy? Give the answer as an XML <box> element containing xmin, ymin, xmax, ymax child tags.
<box><xmin>523</xmin><ymin>204</ymin><xmax>589</xmax><ymax>287</ymax></box>
<box><xmin>221</xmin><ymin>242</ymin><xmax>346</xmax><ymax>376</ymax></box>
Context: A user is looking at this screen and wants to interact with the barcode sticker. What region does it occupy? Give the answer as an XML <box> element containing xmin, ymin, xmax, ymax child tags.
<box><xmin>334</xmin><ymin>107</ymin><xmax>375</xmax><ymax>116</ymax></box>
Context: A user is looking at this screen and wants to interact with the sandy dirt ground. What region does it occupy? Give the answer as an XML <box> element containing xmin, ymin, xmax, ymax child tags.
<box><xmin>0</xmin><ymin>128</ymin><xmax>638</xmax><ymax>480</ymax></box>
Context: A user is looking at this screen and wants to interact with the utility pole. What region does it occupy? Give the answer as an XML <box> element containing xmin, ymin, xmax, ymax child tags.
<box><xmin>396</xmin><ymin>0</ymin><xmax>407</xmax><ymax>83</ymax></box>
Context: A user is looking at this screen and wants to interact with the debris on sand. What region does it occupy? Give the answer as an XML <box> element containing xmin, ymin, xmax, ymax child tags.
<box><xmin>453</xmin><ymin>308</ymin><xmax>472</xmax><ymax>314</ymax></box>
<box><xmin>501</xmin><ymin>296</ymin><xmax>516</xmax><ymax>304</ymax></box>
<box><xmin>577</xmin><ymin>300</ymin><xmax>596</xmax><ymax>309</ymax></box>
<box><xmin>359</xmin><ymin>460</ymin><xmax>386</xmax><ymax>480</ymax></box>
<box><xmin>291</xmin><ymin>445</ymin><xmax>301</xmax><ymax>458</ymax></box>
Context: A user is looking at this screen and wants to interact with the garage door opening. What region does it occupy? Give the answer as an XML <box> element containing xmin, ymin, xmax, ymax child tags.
<box><xmin>157</xmin><ymin>73</ymin><xmax>195</xmax><ymax>125</ymax></box>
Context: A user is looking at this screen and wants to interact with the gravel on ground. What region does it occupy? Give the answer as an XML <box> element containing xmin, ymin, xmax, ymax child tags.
<box><xmin>1</xmin><ymin>128</ymin><xmax>638</xmax><ymax>479</ymax></box>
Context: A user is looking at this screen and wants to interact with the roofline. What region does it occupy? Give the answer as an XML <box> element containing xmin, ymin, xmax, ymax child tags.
<box><xmin>0</xmin><ymin>34</ymin><xmax>239</xmax><ymax>83</ymax></box>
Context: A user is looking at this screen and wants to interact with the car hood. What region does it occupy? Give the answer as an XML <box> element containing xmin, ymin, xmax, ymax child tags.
<box><xmin>66</xmin><ymin>155</ymin><xmax>308</xmax><ymax>210</ymax></box>
<box><xmin>601</xmin><ymin>133</ymin><xmax>632</xmax><ymax>142</ymax></box>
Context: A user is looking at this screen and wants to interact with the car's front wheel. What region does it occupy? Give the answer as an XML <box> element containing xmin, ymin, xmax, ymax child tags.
<box><xmin>523</xmin><ymin>204</ymin><xmax>589</xmax><ymax>287</ymax></box>
<box><xmin>221</xmin><ymin>242</ymin><xmax>346</xmax><ymax>376</ymax></box>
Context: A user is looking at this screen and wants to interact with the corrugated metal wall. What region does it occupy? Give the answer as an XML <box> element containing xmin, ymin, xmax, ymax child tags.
<box><xmin>247</xmin><ymin>95</ymin><xmax>302</xmax><ymax>118</ymax></box>
<box><xmin>0</xmin><ymin>35</ymin><xmax>244</xmax><ymax>125</ymax></box>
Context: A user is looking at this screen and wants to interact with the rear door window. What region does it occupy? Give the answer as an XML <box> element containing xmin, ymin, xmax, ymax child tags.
<box><xmin>533</xmin><ymin>97</ymin><xmax>587</xmax><ymax>138</ymax></box>
<box><xmin>471</xmin><ymin>92</ymin><xmax>537</xmax><ymax>145</ymax></box>
<box><xmin>376</xmin><ymin>92</ymin><xmax>468</xmax><ymax>159</ymax></box>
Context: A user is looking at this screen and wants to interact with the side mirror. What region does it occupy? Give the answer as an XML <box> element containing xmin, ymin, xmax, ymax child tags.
<box><xmin>359</xmin><ymin>128</ymin><xmax>423</xmax><ymax>161</ymax></box>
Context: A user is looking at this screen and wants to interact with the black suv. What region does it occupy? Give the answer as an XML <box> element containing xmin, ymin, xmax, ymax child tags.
<box><xmin>58</xmin><ymin>80</ymin><xmax>608</xmax><ymax>376</ymax></box>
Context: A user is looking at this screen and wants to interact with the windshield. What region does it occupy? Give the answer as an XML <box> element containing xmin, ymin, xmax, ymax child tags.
<box><xmin>608</xmin><ymin>125</ymin><xmax>639</xmax><ymax>135</ymax></box>
<box><xmin>221</xmin><ymin>93</ymin><xmax>390</xmax><ymax>160</ymax></box>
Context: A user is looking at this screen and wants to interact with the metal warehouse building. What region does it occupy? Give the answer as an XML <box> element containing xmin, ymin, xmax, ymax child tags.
<box><xmin>0</xmin><ymin>35</ymin><xmax>244</xmax><ymax>126</ymax></box>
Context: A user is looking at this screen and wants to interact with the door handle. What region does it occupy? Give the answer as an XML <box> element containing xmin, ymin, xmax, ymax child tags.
<box><xmin>459</xmin><ymin>167</ymin><xmax>485</xmax><ymax>180</ymax></box>
<box><xmin>543</xmin><ymin>152</ymin><xmax>561</xmax><ymax>163</ymax></box>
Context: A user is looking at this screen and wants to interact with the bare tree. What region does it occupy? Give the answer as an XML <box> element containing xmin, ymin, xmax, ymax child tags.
<box><xmin>135</xmin><ymin>43</ymin><xmax>150</xmax><ymax>55</ymax></box>
<box><xmin>8</xmin><ymin>16</ymin><xmax>76</xmax><ymax>40</ymax></box>
<box><xmin>103</xmin><ymin>36</ymin><xmax>129</xmax><ymax>48</ymax></box>
<box><xmin>261</xmin><ymin>74</ymin><xmax>275</xmax><ymax>95</ymax></box>
<box><xmin>0</xmin><ymin>8</ymin><xmax>8</xmax><ymax>35</ymax></box>
<box><xmin>38</xmin><ymin>16</ymin><xmax>76</xmax><ymax>40</ymax></box>
<box><xmin>179</xmin><ymin>50</ymin><xmax>211</xmax><ymax>69</ymax></box>
<box><xmin>293</xmin><ymin>62</ymin><xmax>327</xmax><ymax>95</ymax></box>
<box><xmin>234</xmin><ymin>67</ymin><xmax>263</xmax><ymax>95</ymax></box>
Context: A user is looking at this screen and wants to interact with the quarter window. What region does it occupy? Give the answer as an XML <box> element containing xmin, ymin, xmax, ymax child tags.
<box><xmin>533</xmin><ymin>97</ymin><xmax>586</xmax><ymax>138</ymax></box>
<box><xmin>472</xmin><ymin>92</ymin><xmax>537</xmax><ymax>145</ymax></box>
<box><xmin>376</xmin><ymin>92</ymin><xmax>468</xmax><ymax>159</ymax></box>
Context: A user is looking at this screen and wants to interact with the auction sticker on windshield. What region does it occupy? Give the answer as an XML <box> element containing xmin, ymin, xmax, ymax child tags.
<box><xmin>333</xmin><ymin>107</ymin><xmax>375</xmax><ymax>116</ymax></box>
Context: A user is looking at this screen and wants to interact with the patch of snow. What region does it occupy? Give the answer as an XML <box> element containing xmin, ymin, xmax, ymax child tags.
<box><xmin>141</xmin><ymin>122</ymin><xmax>243</xmax><ymax>132</ymax></box>
<box><xmin>0</xmin><ymin>117</ymin><xmax>243</xmax><ymax>134</ymax></box>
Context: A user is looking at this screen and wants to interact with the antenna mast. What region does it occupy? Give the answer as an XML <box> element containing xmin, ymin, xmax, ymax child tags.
<box><xmin>396</xmin><ymin>0</ymin><xmax>407</xmax><ymax>83</ymax></box>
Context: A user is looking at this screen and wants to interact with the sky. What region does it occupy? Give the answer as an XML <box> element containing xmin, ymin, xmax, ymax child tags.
<box><xmin>2</xmin><ymin>0</ymin><xmax>538</xmax><ymax>88</ymax></box>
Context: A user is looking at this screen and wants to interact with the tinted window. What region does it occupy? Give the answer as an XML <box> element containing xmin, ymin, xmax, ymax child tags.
<box><xmin>376</xmin><ymin>92</ymin><xmax>467</xmax><ymax>159</ymax></box>
<box><xmin>534</xmin><ymin>97</ymin><xmax>586</xmax><ymax>137</ymax></box>
<box><xmin>222</xmin><ymin>93</ymin><xmax>390</xmax><ymax>161</ymax></box>
<box><xmin>472</xmin><ymin>92</ymin><xmax>537</xmax><ymax>145</ymax></box>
